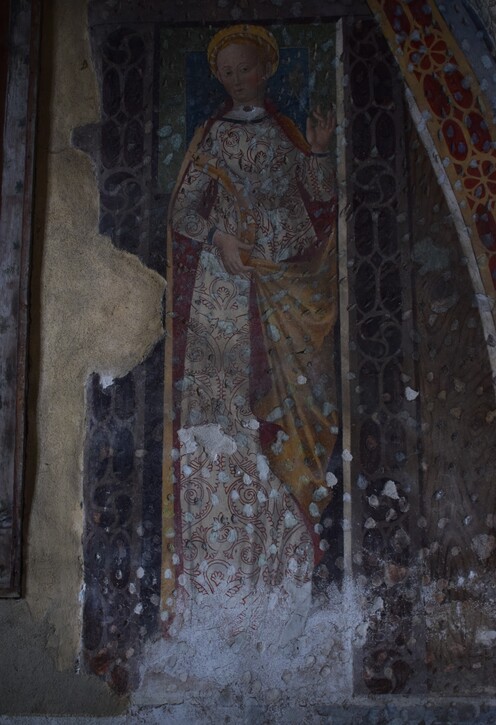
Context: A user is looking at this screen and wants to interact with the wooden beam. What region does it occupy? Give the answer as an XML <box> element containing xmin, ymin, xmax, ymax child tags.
<box><xmin>0</xmin><ymin>0</ymin><xmax>41</xmax><ymax>597</ymax></box>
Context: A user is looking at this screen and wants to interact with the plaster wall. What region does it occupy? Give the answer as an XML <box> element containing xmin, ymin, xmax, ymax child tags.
<box><xmin>1</xmin><ymin>0</ymin><xmax>164</xmax><ymax>713</ymax></box>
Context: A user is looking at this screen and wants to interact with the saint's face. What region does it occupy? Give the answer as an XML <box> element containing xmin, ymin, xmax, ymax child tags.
<box><xmin>216</xmin><ymin>43</ymin><xmax>268</xmax><ymax>107</ymax></box>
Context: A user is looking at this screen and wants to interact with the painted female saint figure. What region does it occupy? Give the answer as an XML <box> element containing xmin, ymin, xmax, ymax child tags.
<box><xmin>163</xmin><ymin>24</ymin><xmax>339</xmax><ymax>624</ymax></box>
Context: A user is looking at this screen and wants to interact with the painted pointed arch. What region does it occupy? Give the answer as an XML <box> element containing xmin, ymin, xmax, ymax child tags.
<box><xmin>367</xmin><ymin>0</ymin><xmax>496</xmax><ymax>382</ymax></box>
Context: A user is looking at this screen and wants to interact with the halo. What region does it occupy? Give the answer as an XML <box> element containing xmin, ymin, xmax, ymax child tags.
<box><xmin>207</xmin><ymin>24</ymin><xmax>279</xmax><ymax>78</ymax></box>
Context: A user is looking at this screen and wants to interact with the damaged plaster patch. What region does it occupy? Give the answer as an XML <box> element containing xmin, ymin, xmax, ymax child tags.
<box><xmin>405</xmin><ymin>386</ymin><xmax>420</xmax><ymax>401</ymax></box>
<box><xmin>326</xmin><ymin>471</ymin><xmax>338</xmax><ymax>488</ymax></box>
<box><xmin>256</xmin><ymin>453</ymin><xmax>270</xmax><ymax>481</ymax></box>
<box><xmin>178</xmin><ymin>424</ymin><xmax>238</xmax><ymax>459</ymax></box>
<box><xmin>99</xmin><ymin>374</ymin><xmax>114</xmax><ymax>389</ymax></box>
<box><xmin>134</xmin><ymin>582</ymin><xmax>364</xmax><ymax>708</ymax></box>
<box><xmin>412</xmin><ymin>236</ymin><xmax>451</xmax><ymax>275</ymax></box>
<box><xmin>382</xmin><ymin>480</ymin><xmax>400</xmax><ymax>499</ymax></box>
<box><xmin>471</xmin><ymin>534</ymin><xmax>496</xmax><ymax>561</ymax></box>
<box><xmin>25</xmin><ymin>0</ymin><xmax>165</xmax><ymax>670</ymax></box>
<box><xmin>476</xmin><ymin>628</ymin><xmax>496</xmax><ymax>646</ymax></box>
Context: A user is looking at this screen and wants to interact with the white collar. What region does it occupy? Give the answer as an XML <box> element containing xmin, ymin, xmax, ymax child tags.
<box><xmin>223</xmin><ymin>105</ymin><xmax>267</xmax><ymax>121</ymax></box>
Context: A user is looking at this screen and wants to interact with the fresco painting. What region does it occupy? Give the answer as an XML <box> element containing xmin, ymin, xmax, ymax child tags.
<box><xmin>80</xmin><ymin>0</ymin><xmax>496</xmax><ymax>702</ymax></box>
<box><xmin>161</xmin><ymin>24</ymin><xmax>341</xmax><ymax>630</ymax></box>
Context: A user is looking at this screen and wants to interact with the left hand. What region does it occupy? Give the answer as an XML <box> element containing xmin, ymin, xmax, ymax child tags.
<box><xmin>306</xmin><ymin>106</ymin><xmax>335</xmax><ymax>153</ymax></box>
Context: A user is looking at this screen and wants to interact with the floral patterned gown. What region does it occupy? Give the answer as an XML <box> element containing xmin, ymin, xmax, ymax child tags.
<box><xmin>169</xmin><ymin>106</ymin><xmax>337</xmax><ymax>607</ymax></box>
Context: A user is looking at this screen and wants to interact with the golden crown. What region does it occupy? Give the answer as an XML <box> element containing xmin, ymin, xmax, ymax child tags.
<box><xmin>207</xmin><ymin>24</ymin><xmax>279</xmax><ymax>78</ymax></box>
